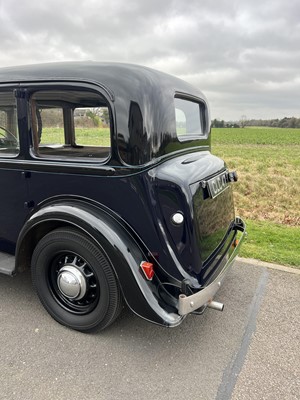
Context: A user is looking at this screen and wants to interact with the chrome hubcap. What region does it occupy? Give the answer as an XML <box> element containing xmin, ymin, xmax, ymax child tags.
<box><xmin>51</xmin><ymin>253</ymin><xmax>99</xmax><ymax>314</ymax></box>
<box><xmin>57</xmin><ymin>265</ymin><xmax>87</xmax><ymax>300</ymax></box>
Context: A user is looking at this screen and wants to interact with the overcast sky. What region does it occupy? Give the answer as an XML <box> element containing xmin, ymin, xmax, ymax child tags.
<box><xmin>0</xmin><ymin>0</ymin><xmax>299</xmax><ymax>120</ymax></box>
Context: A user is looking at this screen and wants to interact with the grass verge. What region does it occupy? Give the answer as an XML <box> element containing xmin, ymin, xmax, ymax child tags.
<box><xmin>240</xmin><ymin>220</ymin><xmax>300</xmax><ymax>268</ymax></box>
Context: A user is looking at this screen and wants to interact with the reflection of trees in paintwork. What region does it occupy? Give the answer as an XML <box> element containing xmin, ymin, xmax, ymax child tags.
<box><xmin>193</xmin><ymin>187</ymin><xmax>235</xmax><ymax>261</ymax></box>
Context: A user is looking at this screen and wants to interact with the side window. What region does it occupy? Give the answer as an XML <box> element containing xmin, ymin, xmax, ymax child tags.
<box><xmin>30</xmin><ymin>89</ymin><xmax>111</xmax><ymax>161</ymax></box>
<box><xmin>174</xmin><ymin>97</ymin><xmax>206</xmax><ymax>139</ymax></box>
<box><xmin>0</xmin><ymin>90</ymin><xmax>19</xmax><ymax>157</ymax></box>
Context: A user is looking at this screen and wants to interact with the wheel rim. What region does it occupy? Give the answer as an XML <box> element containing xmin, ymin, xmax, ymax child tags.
<box><xmin>49</xmin><ymin>253</ymin><xmax>100</xmax><ymax>314</ymax></box>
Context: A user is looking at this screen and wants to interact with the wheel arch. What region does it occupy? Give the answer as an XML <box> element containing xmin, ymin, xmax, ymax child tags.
<box><xmin>16</xmin><ymin>219</ymin><xmax>69</xmax><ymax>274</ymax></box>
<box><xmin>15</xmin><ymin>199</ymin><xmax>182</xmax><ymax>327</ymax></box>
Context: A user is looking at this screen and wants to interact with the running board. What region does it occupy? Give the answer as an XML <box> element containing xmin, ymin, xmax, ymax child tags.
<box><xmin>0</xmin><ymin>252</ymin><xmax>15</xmax><ymax>276</ymax></box>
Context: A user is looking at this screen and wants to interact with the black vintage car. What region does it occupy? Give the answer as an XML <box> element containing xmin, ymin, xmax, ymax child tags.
<box><xmin>0</xmin><ymin>62</ymin><xmax>246</xmax><ymax>331</ymax></box>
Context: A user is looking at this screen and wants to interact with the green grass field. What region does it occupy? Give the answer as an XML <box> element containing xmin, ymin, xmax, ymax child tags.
<box><xmin>212</xmin><ymin>127</ymin><xmax>300</xmax><ymax>267</ymax></box>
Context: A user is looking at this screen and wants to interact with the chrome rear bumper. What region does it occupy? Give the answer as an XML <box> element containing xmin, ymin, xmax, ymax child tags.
<box><xmin>178</xmin><ymin>218</ymin><xmax>246</xmax><ymax>316</ymax></box>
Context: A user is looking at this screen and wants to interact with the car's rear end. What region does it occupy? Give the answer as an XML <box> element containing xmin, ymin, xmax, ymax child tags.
<box><xmin>133</xmin><ymin>76</ymin><xmax>247</xmax><ymax>319</ymax></box>
<box><xmin>149</xmin><ymin>149</ymin><xmax>246</xmax><ymax>317</ymax></box>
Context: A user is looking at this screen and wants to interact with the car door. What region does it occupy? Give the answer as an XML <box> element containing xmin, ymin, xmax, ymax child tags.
<box><xmin>0</xmin><ymin>87</ymin><xmax>28</xmax><ymax>254</ymax></box>
<box><xmin>24</xmin><ymin>84</ymin><xmax>113</xmax><ymax>206</ymax></box>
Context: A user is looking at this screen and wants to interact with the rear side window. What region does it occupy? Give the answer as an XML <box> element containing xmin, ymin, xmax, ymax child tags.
<box><xmin>0</xmin><ymin>90</ymin><xmax>19</xmax><ymax>157</ymax></box>
<box><xmin>30</xmin><ymin>89</ymin><xmax>111</xmax><ymax>161</ymax></box>
<box><xmin>175</xmin><ymin>97</ymin><xmax>206</xmax><ymax>139</ymax></box>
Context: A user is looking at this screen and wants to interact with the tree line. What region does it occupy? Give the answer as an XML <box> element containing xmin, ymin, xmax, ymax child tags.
<box><xmin>211</xmin><ymin>117</ymin><xmax>300</xmax><ymax>128</ymax></box>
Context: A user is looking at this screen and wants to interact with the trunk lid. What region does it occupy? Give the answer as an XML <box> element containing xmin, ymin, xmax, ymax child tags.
<box><xmin>190</xmin><ymin>174</ymin><xmax>235</xmax><ymax>265</ymax></box>
<box><xmin>153</xmin><ymin>151</ymin><xmax>235</xmax><ymax>279</ymax></box>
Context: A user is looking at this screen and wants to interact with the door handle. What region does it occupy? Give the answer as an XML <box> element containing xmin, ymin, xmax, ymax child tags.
<box><xmin>24</xmin><ymin>201</ymin><xmax>34</xmax><ymax>209</ymax></box>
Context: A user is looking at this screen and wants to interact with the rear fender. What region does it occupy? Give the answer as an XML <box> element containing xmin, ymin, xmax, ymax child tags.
<box><xmin>16</xmin><ymin>199</ymin><xmax>182</xmax><ymax>327</ymax></box>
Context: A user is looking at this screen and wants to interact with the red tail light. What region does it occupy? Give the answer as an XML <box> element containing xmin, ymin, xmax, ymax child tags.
<box><xmin>140</xmin><ymin>261</ymin><xmax>155</xmax><ymax>280</ymax></box>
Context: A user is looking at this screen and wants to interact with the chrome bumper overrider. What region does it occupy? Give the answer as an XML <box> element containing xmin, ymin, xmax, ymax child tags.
<box><xmin>178</xmin><ymin>218</ymin><xmax>247</xmax><ymax>316</ymax></box>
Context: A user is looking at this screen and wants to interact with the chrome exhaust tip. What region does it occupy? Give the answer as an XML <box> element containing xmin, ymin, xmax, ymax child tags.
<box><xmin>207</xmin><ymin>300</ymin><xmax>224</xmax><ymax>312</ymax></box>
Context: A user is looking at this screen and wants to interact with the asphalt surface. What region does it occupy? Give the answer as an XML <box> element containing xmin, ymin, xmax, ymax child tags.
<box><xmin>0</xmin><ymin>259</ymin><xmax>299</xmax><ymax>400</ymax></box>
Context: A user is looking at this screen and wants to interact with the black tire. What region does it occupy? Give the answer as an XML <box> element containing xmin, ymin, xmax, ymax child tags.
<box><xmin>31</xmin><ymin>227</ymin><xmax>123</xmax><ymax>331</ymax></box>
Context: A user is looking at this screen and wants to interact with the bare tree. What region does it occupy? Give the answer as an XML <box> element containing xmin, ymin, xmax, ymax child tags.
<box><xmin>240</xmin><ymin>115</ymin><xmax>247</xmax><ymax>128</ymax></box>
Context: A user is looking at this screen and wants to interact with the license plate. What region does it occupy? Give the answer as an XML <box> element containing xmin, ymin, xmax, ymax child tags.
<box><xmin>207</xmin><ymin>171</ymin><xmax>229</xmax><ymax>199</ymax></box>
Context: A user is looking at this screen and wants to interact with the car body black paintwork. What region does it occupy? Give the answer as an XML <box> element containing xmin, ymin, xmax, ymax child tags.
<box><xmin>0</xmin><ymin>62</ymin><xmax>244</xmax><ymax>327</ymax></box>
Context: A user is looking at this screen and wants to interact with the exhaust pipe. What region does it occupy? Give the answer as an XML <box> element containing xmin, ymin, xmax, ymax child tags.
<box><xmin>207</xmin><ymin>300</ymin><xmax>224</xmax><ymax>312</ymax></box>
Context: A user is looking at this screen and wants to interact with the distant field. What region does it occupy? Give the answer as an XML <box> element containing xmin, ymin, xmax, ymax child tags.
<box><xmin>212</xmin><ymin>127</ymin><xmax>300</xmax><ymax>225</ymax></box>
<box><xmin>212</xmin><ymin>127</ymin><xmax>300</xmax><ymax>266</ymax></box>
<box><xmin>213</xmin><ymin>127</ymin><xmax>300</xmax><ymax>145</ymax></box>
<box><xmin>41</xmin><ymin>127</ymin><xmax>110</xmax><ymax>146</ymax></box>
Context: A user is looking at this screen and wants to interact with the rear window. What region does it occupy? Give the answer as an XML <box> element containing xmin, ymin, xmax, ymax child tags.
<box><xmin>175</xmin><ymin>98</ymin><xmax>205</xmax><ymax>139</ymax></box>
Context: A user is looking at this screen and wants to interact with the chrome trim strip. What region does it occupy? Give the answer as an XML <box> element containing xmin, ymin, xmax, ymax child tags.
<box><xmin>178</xmin><ymin>218</ymin><xmax>247</xmax><ymax>316</ymax></box>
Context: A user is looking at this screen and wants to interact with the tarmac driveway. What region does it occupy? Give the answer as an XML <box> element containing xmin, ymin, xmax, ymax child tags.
<box><xmin>0</xmin><ymin>260</ymin><xmax>299</xmax><ymax>400</ymax></box>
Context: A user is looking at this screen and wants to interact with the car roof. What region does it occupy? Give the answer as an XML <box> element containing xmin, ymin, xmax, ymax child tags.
<box><xmin>0</xmin><ymin>61</ymin><xmax>205</xmax><ymax>101</ymax></box>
